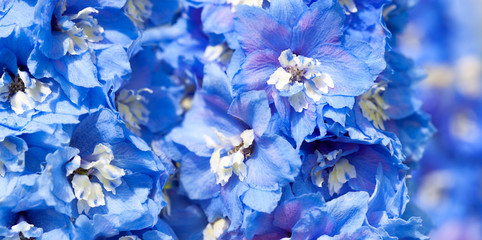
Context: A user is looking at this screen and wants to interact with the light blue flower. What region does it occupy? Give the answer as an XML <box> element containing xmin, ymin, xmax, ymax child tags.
<box><xmin>164</xmin><ymin>64</ymin><xmax>300</xmax><ymax>229</ymax></box>
<box><xmin>0</xmin><ymin>27</ymin><xmax>90</xmax><ymax>140</ymax></box>
<box><xmin>12</xmin><ymin>108</ymin><xmax>172</xmax><ymax>239</ymax></box>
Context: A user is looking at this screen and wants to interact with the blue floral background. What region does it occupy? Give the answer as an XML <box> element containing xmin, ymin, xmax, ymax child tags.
<box><xmin>0</xmin><ymin>0</ymin><xmax>479</xmax><ymax>239</ymax></box>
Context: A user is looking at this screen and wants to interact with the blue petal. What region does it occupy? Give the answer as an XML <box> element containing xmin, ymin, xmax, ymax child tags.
<box><xmin>202</xmin><ymin>4</ymin><xmax>234</xmax><ymax>34</ymax></box>
<box><xmin>290</xmin><ymin>106</ymin><xmax>317</xmax><ymax>148</ymax></box>
<box><xmin>96</xmin><ymin>46</ymin><xmax>131</xmax><ymax>83</ymax></box>
<box><xmin>268</xmin><ymin>0</ymin><xmax>308</xmax><ymax>27</ymax></box>
<box><xmin>291</xmin><ymin>0</ymin><xmax>344</xmax><ymax>56</ymax></box>
<box><xmin>245</xmin><ymin>135</ymin><xmax>300</xmax><ymax>191</ymax></box>
<box><xmin>180</xmin><ymin>153</ymin><xmax>219</xmax><ymax>200</ymax></box>
<box><xmin>233</xmin><ymin>49</ymin><xmax>279</xmax><ymax>94</ymax></box>
<box><xmin>234</xmin><ymin>5</ymin><xmax>291</xmax><ymax>55</ymax></box>
<box><xmin>241</xmin><ymin>187</ymin><xmax>282</xmax><ymax>213</ymax></box>
<box><xmin>321</xmin><ymin>191</ymin><xmax>369</xmax><ymax>235</ymax></box>
<box><xmin>312</xmin><ymin>44</ymin><xmax>373</xmax><ymax>96</ymax></box>
<box><xmin>228</xmin><ymin>90</ymin><xmax>271</xmax><ymax>136</ymax></box>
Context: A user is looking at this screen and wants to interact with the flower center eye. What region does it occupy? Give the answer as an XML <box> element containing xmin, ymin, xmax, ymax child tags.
<box><xmin>124</xmin><ymin>0</ymin><xmax>153</xmax><ymax>28</ymax></box>
<box><xmin>338</xmin><ymin>0</ymin><xmax>358</xmax><ymax>14</ymax></box>
<box><xmin>267</xmin><ymin>49</ymin><xmax>334</xmax><ymax>112</ymax></box>
<box><xmin>52</xmin><ymin>3</ymin><xmax>104</xmax><ymax>55</ymax></box>
<box><xmin>203</xmin><ymin>218</ymin><xmax>229</xmax><ymax>240</ymax></box>
<box><xmin>8</xmin><ymin>74</ymin><xmax>26</xmax><ymax>97</ymax></box>
<box><xmin>0</xmin><ymin>68</ymin><xmax>52</xmax><ymax>115</ymax></box>
<box><xmin>227</xmin><ymin>0</ymin><xmax>264</xmax><ymax>12</ymax></box>
<box><xmin>285</xmin><ymin>65</ymin><xmax>306</xmax><ymax>83</ymax></box>
<box><xmin>116</xmin><ymin>89</ymin><xmax>152</xmax><ymax>133</ymax></box>
<box><xmin>66</xmin><ymin>144</ymin><xmax>125</xmax><ymax>214</ymax></box>
<box><xmin>227</xmin><ymin>140</ymin><xmax>254</xmax><ymax>159</ymax></box>
<box><xmin>359</xmin><ymin>82</ymin><xmax>390</xmax><ymax>130</ymax></box>
<box><xmin>205</xmin><ymin>129</ymin><xmax>254</xmax><ymax>186</ymax></box>
<box><xmin>311</xmin><ymin>150</ymin><xmax>356</xmax><ymax>196</ymax></box>
<box><xmin>9</xmin><ymin>221</ymin><xmax>40</xmax><ymax>240</ymax></box>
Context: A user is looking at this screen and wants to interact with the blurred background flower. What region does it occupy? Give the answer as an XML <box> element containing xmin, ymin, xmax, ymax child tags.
<box><xmin>398</xmin><ymin>0</ymin><xmax>482</xmax><ymax>239</ymax></box>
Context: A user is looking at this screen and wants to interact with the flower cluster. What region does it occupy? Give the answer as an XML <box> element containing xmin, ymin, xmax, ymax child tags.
<box><xmin>0</xmin><ymin>0</ymin><xmax>434</xmax><ymax>239</ymax></box>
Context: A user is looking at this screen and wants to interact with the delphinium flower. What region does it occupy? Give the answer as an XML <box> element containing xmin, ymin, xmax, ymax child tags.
<box><xmin>218</xmin><ymin>172</ymin><xmax>426</xmax><ymax>239</ymax></box>
<box><xmin>231</xmin><ymin>0</ymin><xmax>384</xmax><ymax>147</ymax></box>
<box><xmin>296</xmin><ymin>138</ymin><xmax>406</xmax><ymax>200</ymax></box>
<box><xmin>115</xmin><ymin>46</ymin><xmax>185</xmax><ymax>140</ymax></box>
<box><xmin>346</xmin><ymin>50</ymin><xmax>435</xmax><ymax>166</ymax></box>
<box><xmin>28</xmin><ymin>0</ymin><xmax>137</xmax><ymax>105</ymax></box>
<box><xmin>163</xmin><ymin>64</ymin><xmax>300</xmax><ymax>230</ymax></box>
<box><xmin>0</xmin><ymin>24</ymin><xmax>91</xmax><ymax>139</ymax></box>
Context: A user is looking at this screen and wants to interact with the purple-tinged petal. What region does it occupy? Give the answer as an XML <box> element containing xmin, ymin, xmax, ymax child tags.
<box><xmin>234</xmin><ymin>5</ymin><xmax>291</xmax><ymax>55</ymax></box>
<box><xmin>233</xmin><ymin>49</ymin><xmax>279</xmax><ymax>94</ymax></box>
<box><xmin>291</xmin><ymin>0</ymin><xmax>344</xmax><ymax>56</ymax></box>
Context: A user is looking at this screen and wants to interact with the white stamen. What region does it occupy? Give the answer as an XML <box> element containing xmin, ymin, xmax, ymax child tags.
<box><xmin>359</xmin><ymin>82</ymin><xmax>390</xmax><ymax>130</ymax></box>
<box><xmin>116</xmin><ymin>88</ymin><xmax>152</xmax><ymax>133</ymax></box>
<box><xmin>227</xmin><ymin>0</ymin><xmax>264</xmax><ymax>12</ymax></box>
<box><xmin>56</xmin><ymin>3</ymin><xmax>104</xmax><ymax>55</ymax></box>
<box><xmin>68</xmin><ymin>144</ymin><xmax>125</xmax><ymax>214</ymax></box>
<box><xmin>327</xmin><ymin>158</ymin><xmax>356</xmax><ymax>195</ymax></box>
<box><xmin>268</xmin><ymin>49</ymin><xmax>334</xmax><ymax>112</ymax></box>
<box><xmin>311</xmin><ymin>150</ymin><xmax>356</xmax><ymax>195</ymax></box>
<box><xmin>0</xmin><ymin>69</ymin><xmax>52</xmax><ymax>115</ymax></box>
<box><xmin>203</xmin><ymin>218</ymin><xmax>229</xmax><ymax>240</ymax></box>
<box><xmin>124</xmin><ymin>0</ymin><xmax>153</xmax><ymax>28</ymax></box>
<box><xmin>0</xmin><ymin>137</ymin><xmax>27</xmax><ymax>177</ymax></box>
<box><xmin>205</xmin><ymin>129</ymin><xmax>254</xmax><ymax>185</ymax></box>
<box><xmin>338</xmin><ymin>0</ymin><xmax>358</xmax><ymax>14</ymax></box>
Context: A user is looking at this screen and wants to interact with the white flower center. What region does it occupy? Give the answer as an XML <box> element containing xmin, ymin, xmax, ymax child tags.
<box><xmin>311</xmin><ymin>150</ymin><xmax>356</xmax><ymax>196</ymax></box>
<box><xmin>54</xmin><ymin>3</ymin><xmax>104</xmax><ymax>55</ymax></box>
<box><xmin>268</xmin><ymin>49</ymin><xmax>334</xmax><ymax>112</ymax></box>
<box><xmin>450</xmin><ymin>110</ymin><xmax>480</xmax><ymax>142</ymax></box>
<box><xmin>119</xmin><ymin>236</ymin><xmax>140</xmax><ymax>240</ymax></box>
<box><xmin>116</xmin><ymin>88</ymin><xmax>152</xmax><ymax>133</ymax></box>
<box><xmin>338</xmin><ymin>0</ymin><xmax>358</xmax><ymax>14</ymax></box>
<box><xmin>227</xmin><ymin>0</ymin><xmax>264</xmax><ymax>12</ymax></box>
<box><xmin>0</xmin><ymin>69</ymin><xmax>52</xmax><ymax>115</ymax></box>
<box><xmin>203</xmin><ymin>218</ymin><xmax>229</xmax><ymax>240</ymax></box>
<box><xmin>0</xmin><ymin>136</ymin><xmax>27</xmax><ymax>177</ymax></box>
<box><xmin>359</xmin><ymin>82</ymin><xmax>390</xmax><ymax>130</ymax></box>
<box><xmin>124</xmin><ymin>0</ymin><xmax>153</xmax><ymax>28</ymax></box>
<box><xmin>6</xmin><ymin>221</ymin><xmax>42</xmax><ymax>240</ymax></box>
<box><xmin>205</xmin><ymin>129</ymin><xmax>254</xmax><ymax>186</ymax></box>
<box><xmin>66</xmin><ymin>144</ymin><xmax>125</xmax><ymax>214</ymax></box>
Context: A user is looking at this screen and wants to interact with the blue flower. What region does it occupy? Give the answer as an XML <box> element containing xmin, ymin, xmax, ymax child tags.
<box><xmin>349</xmin><ymin>51</ymin><xmax>435</xmax><ymax>165</ymax></box>
<box><xmin>0</xmin><ymin>27</ymin><xmax>90</xmax><ymax>139</ymax></box>
<box><xmin>115</xmin><ymin>46</ymin><xmax>185</xmax><ymax>143</ymax></box>
<box><xmin>0</xmin><ymin>206</ymin><xmax>76</xmax><ymax>240</ymax></box>
<box><xmin>0</xmin><ymin>135</ymin><xmax>28</xmax><ymax>176</ymax></box>
<box><xmin>164</xmin><ymin>64</ymin><xmax>300</xmax><ymax>229</ymax></box>
<box><xmin>296</xmin><ymin>138</ymin><xmax>406</xmax><ymax>201</ymax></box>
<box><xmin>241</xmin><ymin>168</ymin><xmax>427</xmax><ymax>239</ymax></box>
<box><xmin>27</xmin><ymin>0</ymin><xmax>137</xmax><ymax>105</ymax></box>
<box><xmin>11</xmin><ymin>108</ymin><xmax>172</xmax><ymax>239</ymax></box>
<box><xmin>231</xmin><ymin>0</ymin><xmax>384</xmax><ymax>146</ymax></box>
